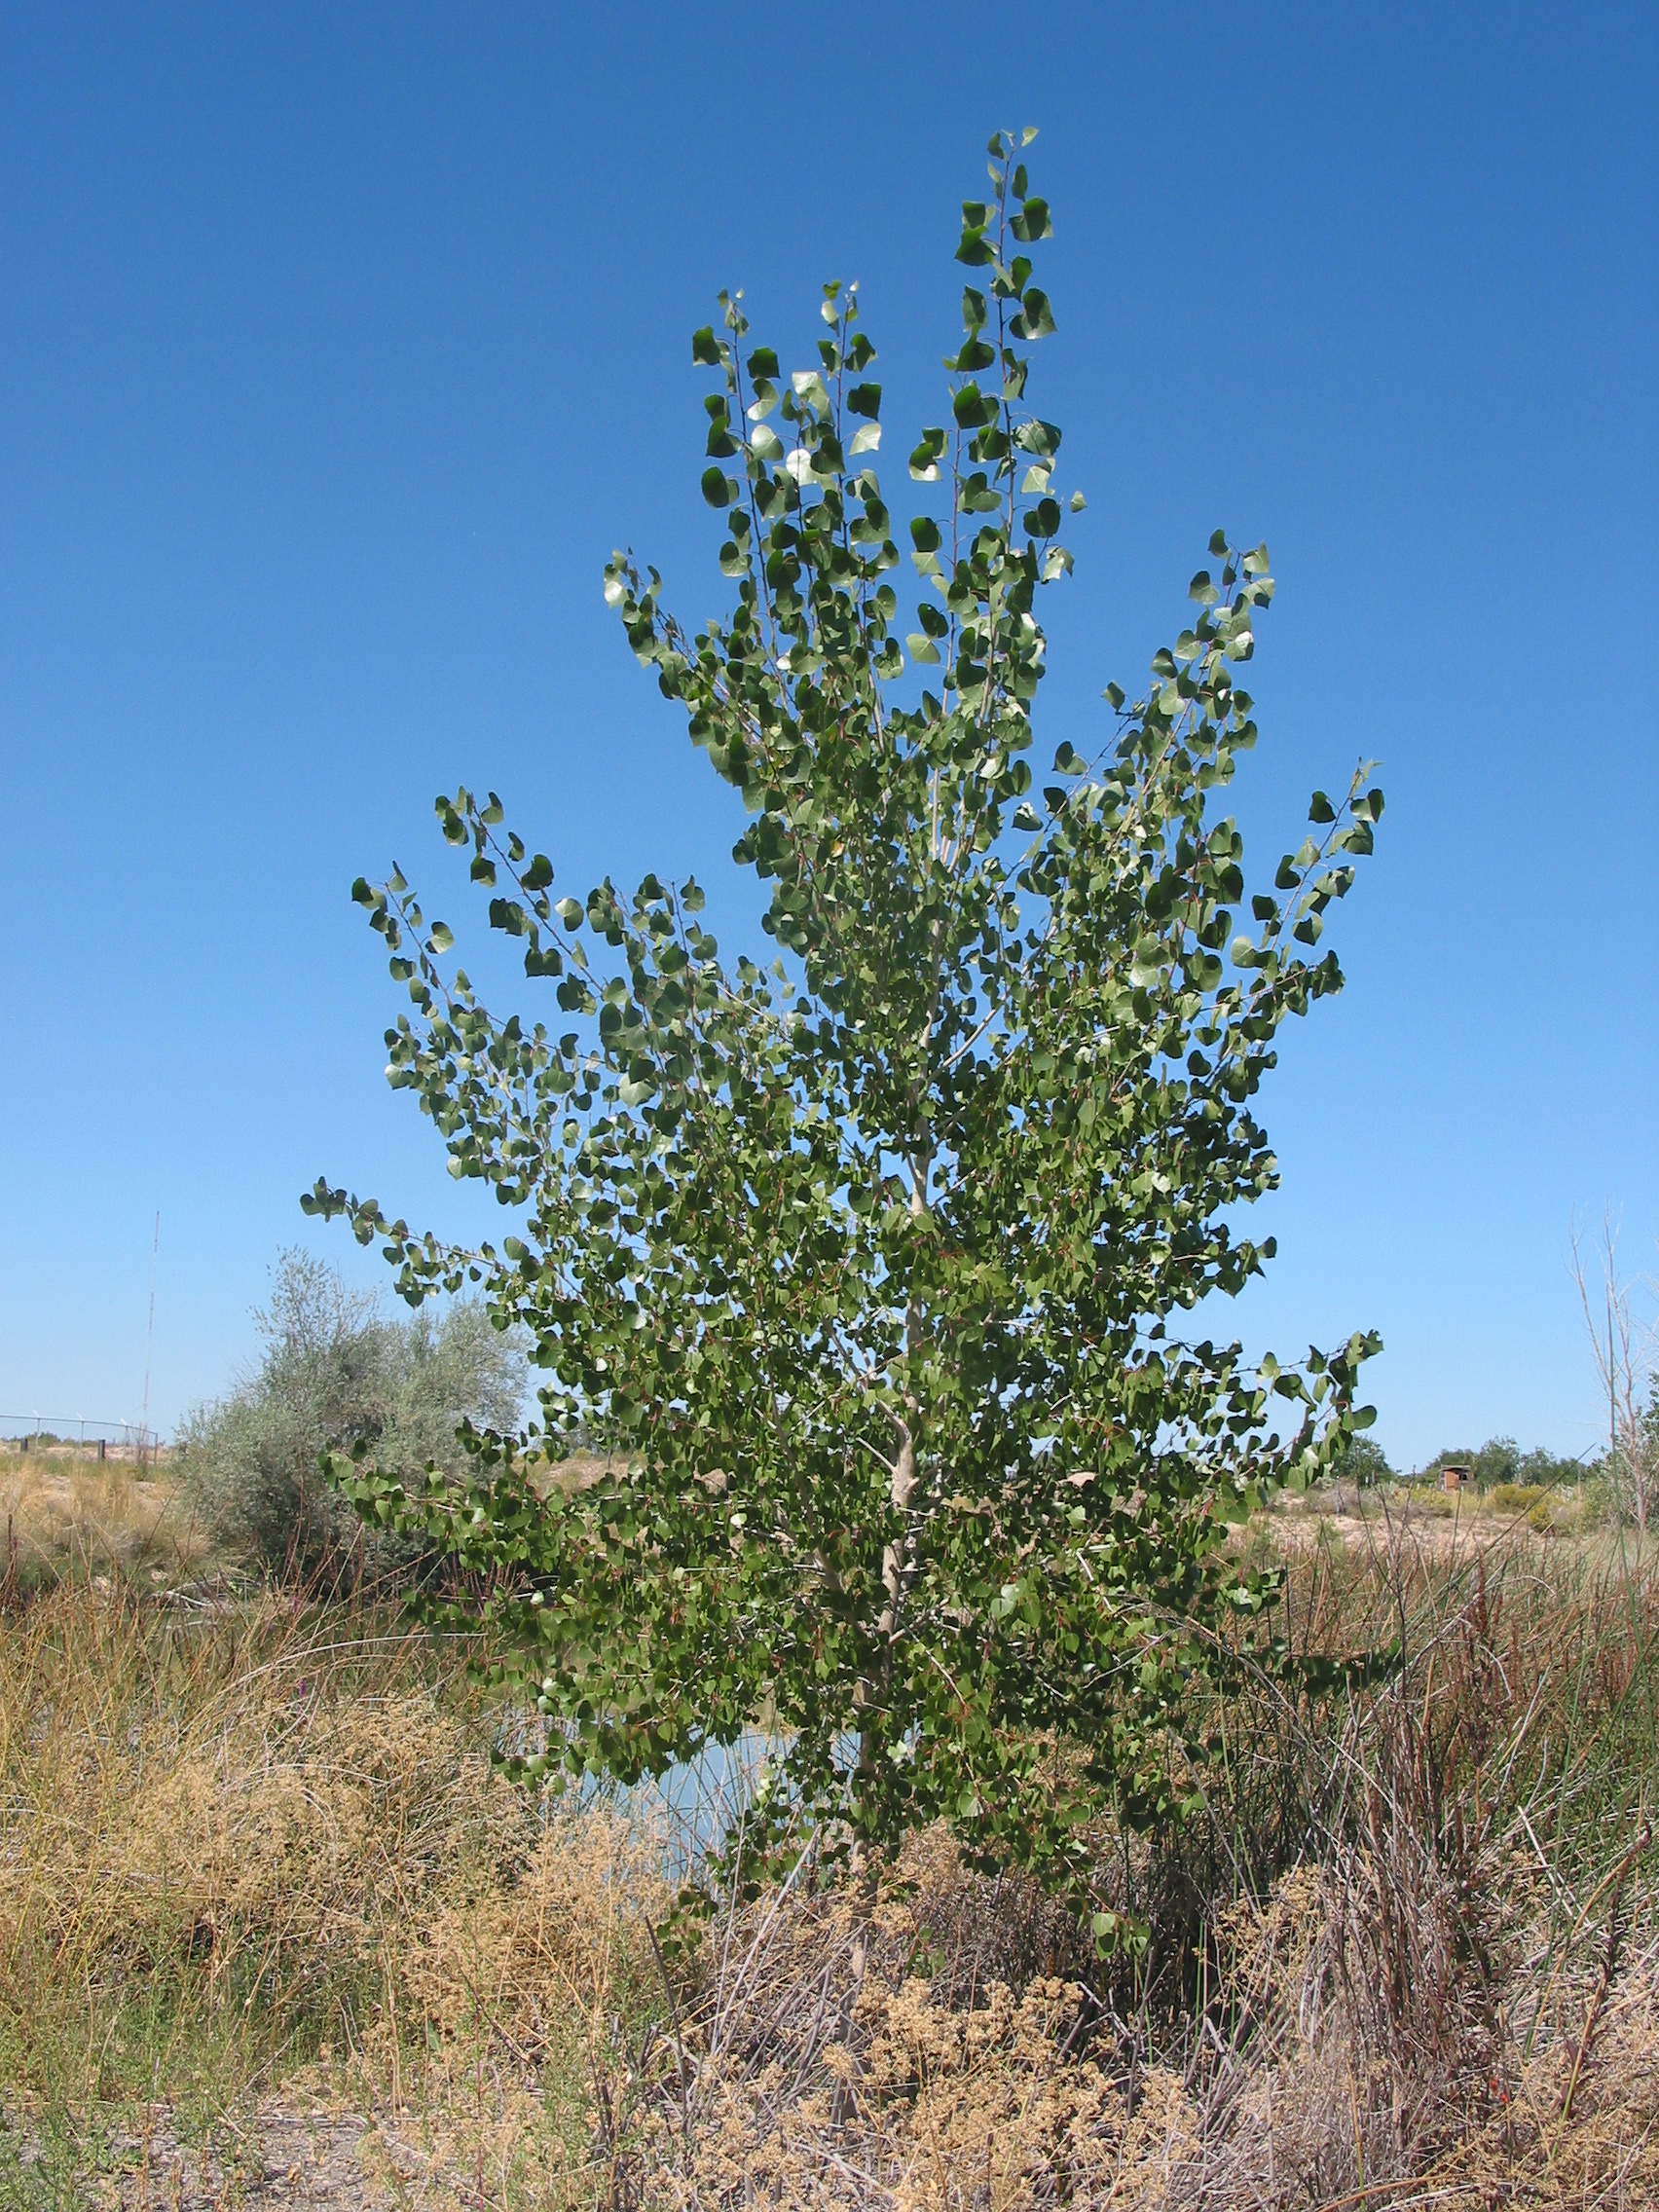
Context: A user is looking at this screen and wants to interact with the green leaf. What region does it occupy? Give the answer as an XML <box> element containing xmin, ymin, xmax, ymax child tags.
<box><xmin>1014</xmin><ymin>419</ymin><xmax>1061</xmax><ymax>459</ymax></box>
<box><xmin>691</xmin><ymin>327</ymin><xmax>721</xmax><ymax>366</ymax></box>
<box><xmin>700</xmin><ymin>467</ymin><xmax>738</xmax><ymax>507</ymax></box>
<box><xmin>909</xmin><ymin>427</ymin><xmax>947</xmax><ymax>481</ymax></box>
<box><xmin>1010</xmin><ymin>195</ymin><xmax>1052</xmax><ymax>242</ymax></box>
<box><xmin>952</xmin><ymin>383</ymin><xmax>994</xmax><ymax>429</ymax></box>
<box><xmin>948</xmin><ymin>336</ymin><xmax>996</xmax><ymax>374</ymax></box>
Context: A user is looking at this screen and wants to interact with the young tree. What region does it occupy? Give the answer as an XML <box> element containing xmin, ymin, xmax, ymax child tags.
<box><xmin>309</xmin><ymin>135</ymin><xmax>1382</xmax><ymax>1910</ymax></box>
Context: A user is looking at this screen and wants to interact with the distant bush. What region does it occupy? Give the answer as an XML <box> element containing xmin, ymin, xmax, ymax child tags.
<box><xmin>179</xmin><ymin>1249</ymin><xmax>526</xmax><ymax>1574</ymax></box>
<box><xmin>1488</xmin><ymin>1482</ymin><xmax>1543</xmax><ymax>1511</ymax></box>
<box><xmin>1579</xmin><ymin>1471</ymin><xmax>1623</xmax><ymax>1530</ymax></box>
<box><xmin>1514</xmin><ymin>1445</ymin><xmax>1591</xmax><ymax>1487</ymax></box>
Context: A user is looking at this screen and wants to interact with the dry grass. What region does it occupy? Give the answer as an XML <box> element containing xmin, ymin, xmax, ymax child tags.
<box><xmin>613</xmin><ymin>1841</ymin><xmax>1659</xmax><ymax>2208</ymax></box>
<box><xmin>0</xmin><ymin>1449</ymin><xmax>208</xmax><ymax>1593</ymax></box>
<box><xmin>0</xmin><ymin>1581</ymin><xmax>667</xmax><ymax>2205</ymax></box>
<box><xmin>1</xmin><ymin>1517</ymin><xmax>1656</xmax><ymax>2206</ymax></box>
<box><xmin>1267</xmin><ymin>1475</ymin><xmax>1618</xmax><ymax>1553</ymax></box>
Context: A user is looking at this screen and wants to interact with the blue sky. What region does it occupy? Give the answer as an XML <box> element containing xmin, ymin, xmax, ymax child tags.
<box><xmin>1</xmin><ymin>3</ymin><xmax>1653</xmax><ymax>1463</ymax></box>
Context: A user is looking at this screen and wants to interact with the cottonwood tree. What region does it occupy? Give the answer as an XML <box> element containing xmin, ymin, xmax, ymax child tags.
<box><xmin>309</xmin><ymin>134</ymin><xmax>1382</xmax><ymax>1915</ymax></box>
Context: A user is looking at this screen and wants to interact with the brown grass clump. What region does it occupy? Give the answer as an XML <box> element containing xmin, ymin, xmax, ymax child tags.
<box><xmin>608</xmin><ymin>1830</ymin><xmax>1659</xmax><ymax>2207</ymax></box>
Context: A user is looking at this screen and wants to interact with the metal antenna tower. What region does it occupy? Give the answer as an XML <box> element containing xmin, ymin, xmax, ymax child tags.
<box><xmin>139</xmin><ymin>1211</ymin><xmax>160</xmax><ymax>1462</ymax></box>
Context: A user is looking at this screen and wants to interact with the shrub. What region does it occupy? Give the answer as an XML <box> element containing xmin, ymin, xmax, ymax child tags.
<box><xmin>179</xmin><ymin>1250</ymin><xmax>525</xmax><ymax>1573</ymax></box>
<box><xmin>1489</xmin><ymin>1480</ymin><xmax>1553</xmax><ymax>1530</ymax></box>
<box><xmin>1514</xmin><ymin>1443</ymin><xmax>1590</xmax><ymax>1487</ymax></box>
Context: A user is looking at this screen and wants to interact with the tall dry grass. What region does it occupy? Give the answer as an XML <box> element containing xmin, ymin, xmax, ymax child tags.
<box><xmin>0</xmin><ymin>1447</ymin><xmax>207</xmax><ymax>1593</ymax></box>
<box><xmin>1</xmin><ymin>1518</ymin><xmax>1656</xmax><ymax>2206</ymax></box>
<box><xmin>0</xmin><ymin>1581</ymin><xmax>668</xmax><ymax>2203</ymax></box>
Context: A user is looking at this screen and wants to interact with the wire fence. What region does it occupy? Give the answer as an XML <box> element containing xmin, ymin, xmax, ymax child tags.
<box><xmin>0</xmin><ymin>1414</ymin><xmax>162</xmax><ymax>1463</ymax></box>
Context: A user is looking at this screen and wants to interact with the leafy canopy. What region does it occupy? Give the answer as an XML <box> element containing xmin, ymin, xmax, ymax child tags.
<box><xmin>308</xmin><ymin>133</ymin><xmax>1382</xmax><ymax>1914</ymax></box>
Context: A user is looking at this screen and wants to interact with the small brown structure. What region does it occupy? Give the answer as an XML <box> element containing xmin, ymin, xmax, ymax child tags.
<box><xmin>1443</xmin><ymin>1463</ymin><xmax>1470</xmax><ymax>1493</ymax></box>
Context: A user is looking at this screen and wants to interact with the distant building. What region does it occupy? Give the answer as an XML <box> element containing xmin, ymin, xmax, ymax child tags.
<box><xmin>1443</xmin><ymin>1463</ymin><xmax>1470</xmax><ymax>1493</ymax></box>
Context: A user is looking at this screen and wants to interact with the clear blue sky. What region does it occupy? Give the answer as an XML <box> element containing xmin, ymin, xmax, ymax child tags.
<box><xmin>2</xmin><ymin>3</ymin><xmax>1654</xmax><ymax>1464</ymax></box>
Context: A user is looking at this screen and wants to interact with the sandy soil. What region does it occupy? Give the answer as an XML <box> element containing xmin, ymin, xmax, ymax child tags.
<box><xmin>10</xmin><ymin>2095</ymin><xmax>508</xmax><ymax>2208</ymax></box>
